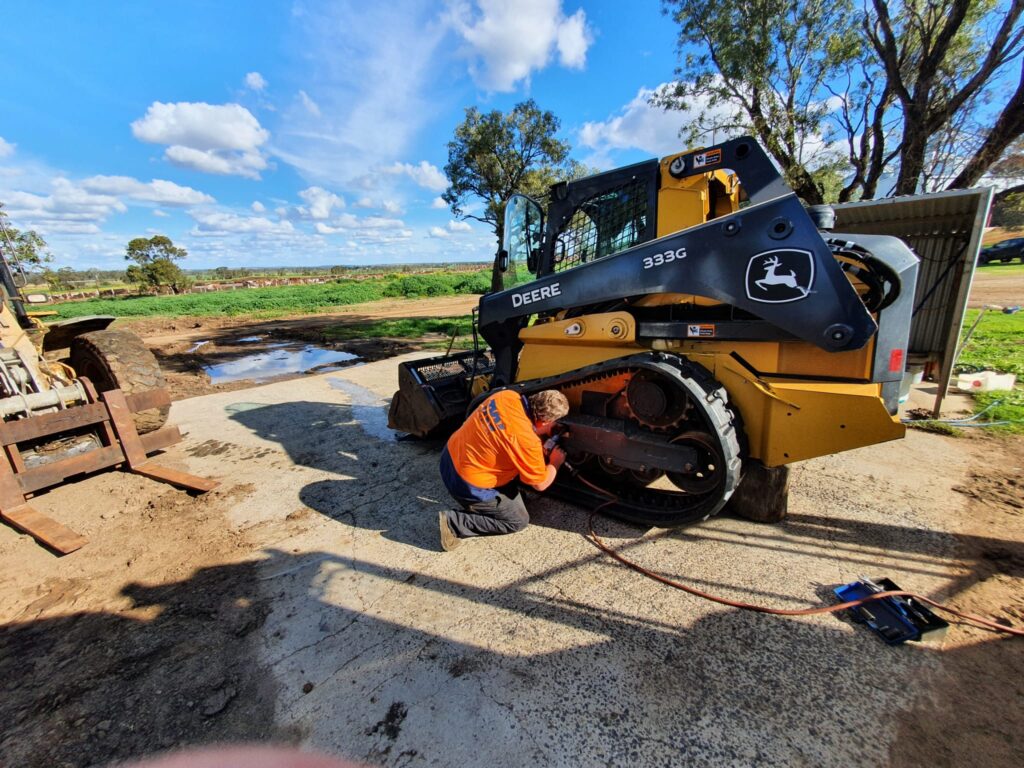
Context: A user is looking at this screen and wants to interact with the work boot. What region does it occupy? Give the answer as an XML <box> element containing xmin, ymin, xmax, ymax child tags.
<box><xmin>439</xmin><ymin>510</ymin><xmax>461</xmax><ymax>551</ymax></box>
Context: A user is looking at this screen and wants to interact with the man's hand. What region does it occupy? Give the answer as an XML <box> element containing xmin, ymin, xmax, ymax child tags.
<box><xmin>549</xmin><ymin>446</ymin><xmax>566</xmax><ymax>470</ymax></box>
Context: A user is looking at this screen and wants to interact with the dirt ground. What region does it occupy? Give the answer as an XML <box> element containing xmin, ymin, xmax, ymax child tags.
<box><xmin>0</xmin><ymin>287</ymin><xmax>1022</xmax><ymax>767</ymax></box>
<box><xmin>968</xmin><ymin>266</ymin><xmax>1023</xmax><ymax>308</ymax></box>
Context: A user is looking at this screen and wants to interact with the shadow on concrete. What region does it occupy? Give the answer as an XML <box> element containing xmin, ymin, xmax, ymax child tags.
<box><xmin>3</xmin><ymin>537</ymin><xmax>1019</xmax><ymax>766</ymax></box>
<box><xmin>0</xmin><ymin>558</ymin><xmax>296</xmax><ymax>768</ymax></box>
<box><xmin>227</xmin><ymin>399</ymin><xmax>641</xmax><ymax>551</ymax></box>
<box><xmin>213</xmin><ymin>397</ymin><xmax>1023</xmax><ymax>764</ymax></box>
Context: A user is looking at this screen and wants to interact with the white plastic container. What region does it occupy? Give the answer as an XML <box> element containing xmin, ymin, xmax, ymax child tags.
<box><xmin>955</xmin><ymin>371</ymin><xmax>1017</xmax><ymax>392</ymax></box>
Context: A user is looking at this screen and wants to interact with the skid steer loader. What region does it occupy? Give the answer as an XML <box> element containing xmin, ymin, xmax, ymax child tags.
<box><xmin>0</xmin><ymin>233</ymin><xmax>215</xmax><ymax>553</ymax></box>
<box><xmin>389</xmin><ymin>137</ymin><xmax>918</xmax><ymax>526</ymax></box>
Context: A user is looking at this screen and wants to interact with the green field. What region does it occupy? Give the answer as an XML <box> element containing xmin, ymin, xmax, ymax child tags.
<box><xmin>47</xmin><ymin>271</ymin><xmax>491</xmax><ymax>320</ymax></box>
<box><xmin>955</xmin><ymin>309</ymin><xmax>1024</xmax><ymax>433</ymax></box>
<box><xmin>958</xmin><ymin>309</ymin><xmax>1024</xmax><ymax>377</ymax></box>
<box><xmin>976</xmin><ymin>261</ymin><xmax>1024</xmax><ymax>275</ymax></box>
<box><xmin>971</xmin><ymin>389</ymin><xmax>1024</xmax><ymax>435</ymax></box>
<box><xmin>323</xmin><ymin>315</ymin><xmax>475</xmax><ymax>341</ymax></box>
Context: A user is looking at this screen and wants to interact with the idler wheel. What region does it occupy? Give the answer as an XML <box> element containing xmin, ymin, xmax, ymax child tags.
<box><xmin>666</xmin><ymin>431</ymin><xmax>723</xmax><ymax>494</ymax></box>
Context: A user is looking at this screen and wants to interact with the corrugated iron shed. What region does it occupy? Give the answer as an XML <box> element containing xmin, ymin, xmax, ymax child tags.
<box><xmin>832</xmin><ymin>188</ymin><xmax>993</xmax><ymax>416</ymax></box>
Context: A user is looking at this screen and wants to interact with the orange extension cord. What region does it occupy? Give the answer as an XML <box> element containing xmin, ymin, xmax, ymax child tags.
<box><xmin>572</xmin><ymin>472</ymin><xmax>1024</xmax><ymax>638</ymax></box>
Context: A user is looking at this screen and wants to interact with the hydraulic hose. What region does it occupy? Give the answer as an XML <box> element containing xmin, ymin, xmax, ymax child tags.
<box><xmin>570</xmin><ymin>471</ymin><xmax>1024</xmax><ymax>638</ymax></box>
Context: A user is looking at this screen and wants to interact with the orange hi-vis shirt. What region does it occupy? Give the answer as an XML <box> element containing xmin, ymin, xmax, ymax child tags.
<box><xmin>446</xmin><ymin>390</ymin><xmax>548</xmax><ymax>489</ymax></box>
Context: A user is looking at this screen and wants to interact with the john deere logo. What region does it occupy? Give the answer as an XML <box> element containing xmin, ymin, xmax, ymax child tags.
<box><xmin>745</xmin><ymin>249</ymin><xmax>814</xmax><ymax>303</ymax></box>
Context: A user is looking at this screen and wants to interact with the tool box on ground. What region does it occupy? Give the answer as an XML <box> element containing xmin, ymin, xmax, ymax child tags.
<box><xmin>835</xmin><ymin>577</ymin><xmax>949</xmax><ymax>644</ymax></box>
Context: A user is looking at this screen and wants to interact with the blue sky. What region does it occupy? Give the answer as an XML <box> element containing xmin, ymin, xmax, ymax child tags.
<box><xmin>0</xmin><ymin>1</ymin><xmax>695</xmax><ymax>271</ymax></box>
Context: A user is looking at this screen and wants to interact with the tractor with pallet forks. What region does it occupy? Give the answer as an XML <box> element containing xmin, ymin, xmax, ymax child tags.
<box><xmin>0</xmin><ymin>227</ymin><xmax>216</xmax><ymax>554</ymax></box>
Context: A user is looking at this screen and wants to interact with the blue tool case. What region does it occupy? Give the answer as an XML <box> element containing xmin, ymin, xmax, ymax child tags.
<box><xmin>834</xmin><ymin>577</ymin><xmax>949</xmax><ymax>645</ymax></box>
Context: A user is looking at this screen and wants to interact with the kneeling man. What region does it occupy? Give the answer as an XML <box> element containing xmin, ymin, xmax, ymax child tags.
<box><xmin>438</xmin><ymin>389</ymin><xmax>569</xmax><ymax>550</ymax></box>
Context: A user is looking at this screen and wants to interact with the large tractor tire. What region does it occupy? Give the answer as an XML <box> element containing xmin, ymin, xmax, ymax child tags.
<box><xmin>70</xmin><ymin>329</ymin><xmax>169</xmax><ymax>434</ymax></box>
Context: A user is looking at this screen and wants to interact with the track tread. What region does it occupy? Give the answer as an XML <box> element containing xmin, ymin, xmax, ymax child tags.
<box><xmin>514</xmin><ymin>353</ymin><xmax>744</xmax><ymax>528</ymax></box>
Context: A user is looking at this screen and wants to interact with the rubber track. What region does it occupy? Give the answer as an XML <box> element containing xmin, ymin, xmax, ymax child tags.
<box><xmin>509</xmin><ymin>352</ymin><xmax>743</xmax><ymax>528</ymax></box>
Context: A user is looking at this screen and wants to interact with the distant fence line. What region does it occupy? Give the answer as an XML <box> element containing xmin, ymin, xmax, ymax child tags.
<box><xmin>44</xmin><ymin>264</ymin><xmax>488</xmax><ymax>304</ymax></box>
<box><xmin>45</xmin><ymin>272</ymin><xmax>385</xmax><ymax>303</ymax></box>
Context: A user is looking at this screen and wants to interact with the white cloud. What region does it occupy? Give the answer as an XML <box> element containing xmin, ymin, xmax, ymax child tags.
<box><xmin>80</xmin><ymin>175</ymin><xmax>214</xmax><ymax>206</ymax></box>
<box><xmin>251</xmin><ymin>200</ymin><xmax>266</xmax><ymax>213</ymax></box>
<box><xmin>429</xmin><ymin>226</ymin><xmax>450</xmax><ymax>238</ymax></box>
<box><xmin>578</xmin><ymin>84</ymin><xmax>713</xmax><ymax>168</ymax></box>
<box><xmin>385</xmin><ymin>160</ymin><xmax>447</xmax><ymax>191</ymax></box>
<box><xmin>189</xmin><ymin>210</ymin><xmax>296</xmax><ymax>236</ymax></box>
<box><xmin>164</xmin><ymin>145</ymin><xmax>268</xmax><ymax>179</ymax></box>
<box><xmin>555</xmin><ymin>8</ymin><xmax>590</xmax><ymax>68</ymax></box>
<box><xmin>450</xmin><ymin>0</ymin><xmax>594</xmax><ymax>91</ymax></box>
<box><xmin>0</xmin><ymin>136</ymin><xmax>14</xmax><ymax>159</ymax></box>
<box><xmin>152</xmin><ymin>209</ymin><xmax>169</xmax><ymax>217</ymax></box>
<box><xmin>315</xmin><ymin>222</ymin><xmax>344</xmax><ymax>234</ymax></box>
<box><xmin>336</xmin><ymin>213</ymin><xmax>406</xmax><ymax>230</ymax></box>
<box><xmin>447</xmin><ymin>220</ymin><xmax>472</xmax><ymax>233</ymax></box>
<box><xmin>297</xmin><ymin>186</ymin><xmax>345</xmax><ymax>219</ymax></box>
<box><xmin>271</xmin><ymin>2</ymin><xmax>447</xmax><ymax>188</ymax></box>
<box><xmin>311</xmin><ymin>211</ymin><xmax>414</xmax><ymax>243</ymax></box>
<box><xmin>3</xmin><ymin>178</ymin><xmax>125</xmax><ymax>227</ymax></box>
<box><xmin>244</xmin><ymin>71</ymin><xmax>267</xmax><ymax>91</ymax></box>
<box><xmin>349</xmin><ymin>196</ymin><xmax>403</xmax><ymax>214</ymax></box>
<box><xmin>298</xmin><ymin>90</ymin><xmax>321</xmax><ymax>117</ymax></box>
<box><xmin>431</xmin><ymin>196</ymin><xmax>448</xmax><ymax>209</ymax></box>
<box><xmin>131</xmin><ymin>102</ymin><xmax>270</xmax><ymax>179</ymax></box>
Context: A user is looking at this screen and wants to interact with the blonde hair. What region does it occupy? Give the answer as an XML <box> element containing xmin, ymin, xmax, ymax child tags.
<box><xmin>528</xmin><ymin>390</ymin><xmax>569</xmax><ymax>423</ymax></box>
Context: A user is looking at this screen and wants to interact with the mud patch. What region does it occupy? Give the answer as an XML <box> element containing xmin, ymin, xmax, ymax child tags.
<box><xmin>366</xmin><ymin>701</ymin><xmax>408</xmax><ymax>740</ymax></box>
<box><xmin>187</xmin><ymin>439</ymin><xmax>235</xmax><ymax>457</ymax></box>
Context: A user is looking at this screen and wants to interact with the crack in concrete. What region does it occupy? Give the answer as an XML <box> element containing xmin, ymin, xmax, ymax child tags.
<box><xmin>474</xmin><ymin>676</ymin><xmax>550</xmax><ymax>762</ymax></box>
<box><xmin>268</xmin><ymin>614</ymin><xmax>362</xmax><ymax>669</ymax></box>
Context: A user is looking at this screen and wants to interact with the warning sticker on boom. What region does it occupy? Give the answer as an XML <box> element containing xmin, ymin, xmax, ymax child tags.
<box><xmin>692</xmin><ymin>148</ymin><xmax>722</xmax><ymax>169</ymax></box>
<box><xmin>686</xmin><ymin>324</ymin><xmax>715</xmax><ymax>338</ymax></box>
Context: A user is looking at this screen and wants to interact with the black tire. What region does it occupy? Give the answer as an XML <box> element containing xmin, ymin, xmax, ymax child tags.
<box><xmin>70</xmin><ymin>329</ymin><xmax>169</xmax><ymax>434</ymax></box>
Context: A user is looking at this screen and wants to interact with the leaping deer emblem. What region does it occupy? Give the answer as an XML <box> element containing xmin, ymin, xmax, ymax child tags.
<box><xmin>754</xmin><ymin>255</ymin><xmax>809</xmax><ymax>297</ymax></box>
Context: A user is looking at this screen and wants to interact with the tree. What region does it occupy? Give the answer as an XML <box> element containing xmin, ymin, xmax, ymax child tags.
<box><xmin>124</xmin><ymin>235</ymin><xmax>192</xmax><ymax>294</ymax></box>
<box><xmin>867</xmin><ymin>0</ymin><xmax>1024</xmax><ymax>194</ymax></box>
<box><xmin>657</xmin><ymin>0</ymin><xmax>866</xmax><ymax>203</ymax></box>
<box><xmin>41</xmin><ymin>267</ymin><xmax>74</xmax><ymax>293</ymax></box>
<box><xmin>0</xmin><ymin>202</ymin><xmax>52</xmax><ymax>280</ymax></box>
<box><xmin>993</xmin><ymin>189</ymin><xmax>1024</xmax><ymax>226</ymax></box>
<box><xmin>658</xmin><ymin>0</ymin><xmax>1024</xmax><ymax>200</ymax></box>
<box><xmin>443</xmin><ymin>100</ymin><xmax>571</xmax><ymax>291</ymax></box>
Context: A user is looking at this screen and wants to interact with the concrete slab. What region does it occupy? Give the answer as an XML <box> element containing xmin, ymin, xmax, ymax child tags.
<box><xmin>148</xmin><ymin>352</ymin><xmax>997</xmax><ymax>766</ymax></box>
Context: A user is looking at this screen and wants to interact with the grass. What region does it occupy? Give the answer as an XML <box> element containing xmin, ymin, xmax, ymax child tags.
<box><xmin>957</xmin><ymin>309</ymin><xmax>1024</xmax><ymax>377</ymax></box>
<box><xmin>976</xmin><ymin>261</ymin><xmax>1024</xmax><ymax>275</ymax></box>
<box><xmin>971</xmin><ymin>389</ymin><xmax>1024</xmax><ymax>434</ymax></box>
<box><xmin>322</xmin><ymin>315</ymin><xmax>474</xmax><ymax>341</ymax></box>
<box><xmin>47</xmin><ymin>271</ymin><xmax>490</xmax><ymax>320</ymax></box>
<box><xmin>955</xmin><ymin>309</ymin><xmax>1024</xmax><ymax>433</ymax></box>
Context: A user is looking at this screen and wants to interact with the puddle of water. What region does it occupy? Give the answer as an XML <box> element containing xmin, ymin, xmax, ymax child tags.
<box><xmin>205</xmin><ymin>344</ymin><xmax>359</xmax><ymax>384</ymax></box>
<box><xmin>237</xmin><ymin>335</ymin><xmax>265</xmax><ymax>343</ymax></box>
<box><xmin>328</xmin><ymin>378</ymin><xmax>396</xmax><ymax>442</ymax></box>
<box><xmin>187</xmin><ymin>340</ymin><xmax>210</xmax><ymax>353</ymax></box>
